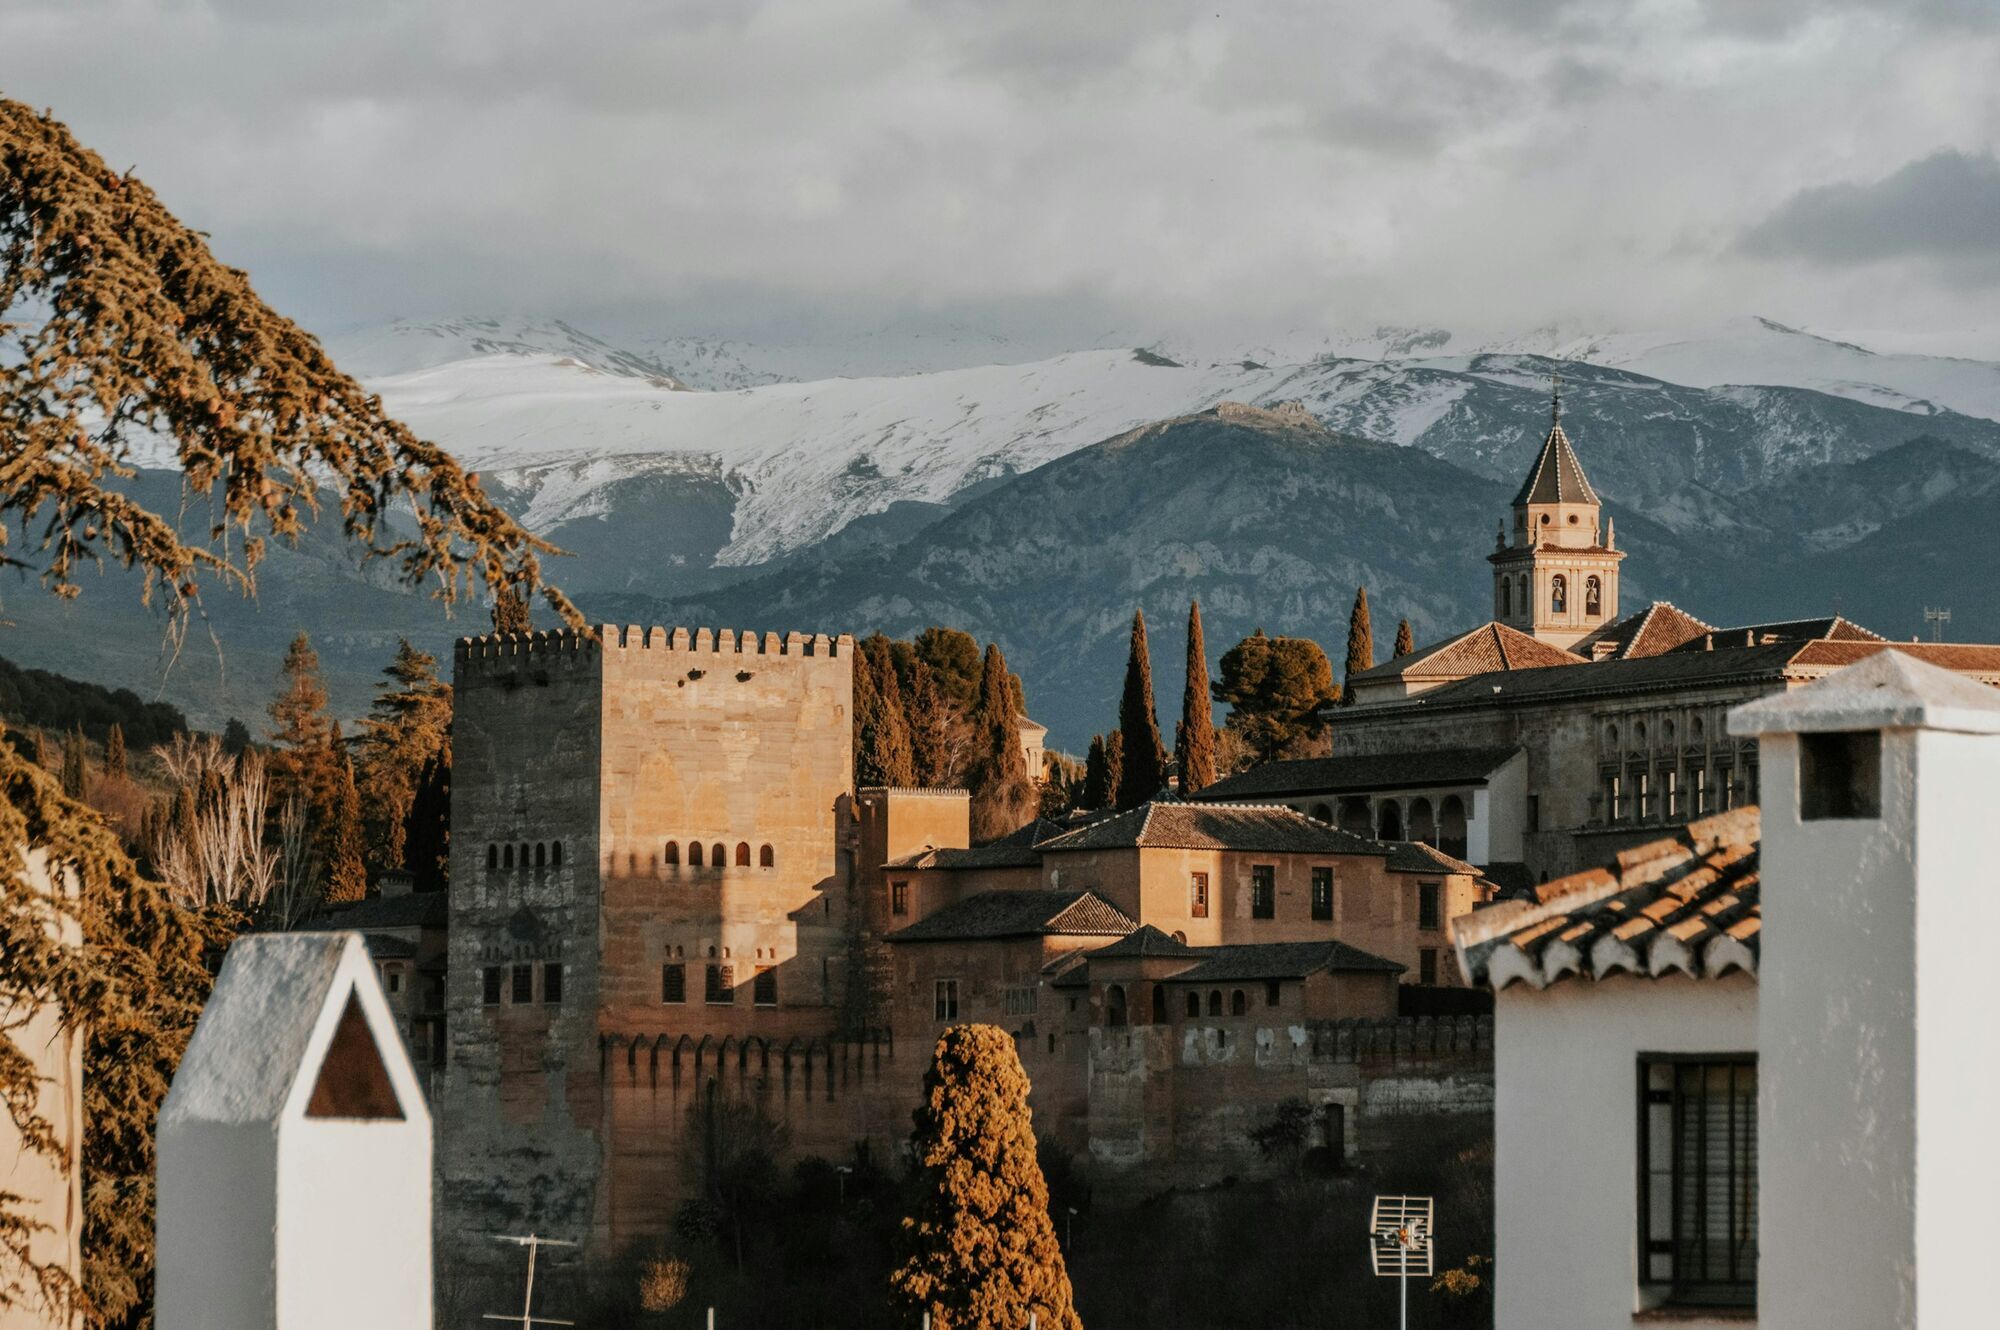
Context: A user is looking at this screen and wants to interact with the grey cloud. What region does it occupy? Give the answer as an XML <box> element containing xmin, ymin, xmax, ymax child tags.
<box><xmin>1740</xmin><ymin>151</ymin><xmax>2000</xmax><ymax>275</ymax></box>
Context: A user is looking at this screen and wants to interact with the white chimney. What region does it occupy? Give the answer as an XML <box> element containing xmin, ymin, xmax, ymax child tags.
<box><xmin>1731</xmin><ymin>652</ymin><xmax>2000</xmax><ymax>1329</ymax></box>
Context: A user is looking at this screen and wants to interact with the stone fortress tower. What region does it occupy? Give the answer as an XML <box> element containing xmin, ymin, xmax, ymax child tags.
<box><xmin>1489</xmin><ymin>379</ymin><xmax>1624</xmax><ymax>649</ymax></box>
<box><xmin>439</xmin><ymin>624</ymin><xmax>856</xmax><ymax>1273</ymax></box>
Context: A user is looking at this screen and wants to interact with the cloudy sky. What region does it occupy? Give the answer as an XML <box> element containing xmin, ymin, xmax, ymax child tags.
<box><xmin>8</xmin><ymin>0</ymin><xmax>1999</xmax><ymax>356</ymax></box>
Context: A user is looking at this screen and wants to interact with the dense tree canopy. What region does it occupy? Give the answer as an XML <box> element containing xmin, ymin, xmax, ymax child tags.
<box><xmin>965</xmin><ymin>644</ymin><xmax>1036</xmax><ymax>843</ymax></box>
<box><xmin>1213</xmin><ymin>630</ymin><xmax>1337</xmax><ymax>766</ymax></box>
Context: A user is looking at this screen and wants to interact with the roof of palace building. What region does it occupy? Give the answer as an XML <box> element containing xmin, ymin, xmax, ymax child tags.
<box><xmin>305</xmin><ymin>890</ymin><xmax>449</xmax><ymax>933</ymax></box>
<box><xmin>882</xmin><ymin>817</ymin><xmax>1069</xmax><ymax>871</ymax></box>
<box><xmin>1078</xmin><ymin>930</ymin><xmax>1404</xmax><ymax>982</ymax></box>
<box><xmin>1582</xmin><ymin>602</ymin><xmax>1715</xmax><ymax>661</ymax></box>
<box><xmin>1196</xmin><ymin>746</ymin><xmax>1523</xmax><ymax>801</ymax></box>
<box><xmin>1348</xmin><ymin>622</ymin><xmax>1585</xmax><ymax>686</ymax></box>
<box><xmin>1385</xmin><ymin>842</ymin><xmax>1482</xmax><ymax>875</ymax></box>
<box><xmin>1034</xmin><ymin>801</ymin><xmax>1387</xmax><ymax>855</ymax></box>
<box><xmin>885</xmin><ymin>889</ymin><xmax>1136</xmax><ymax>942</ymax></box>
<box><xmin>1454</xmin><ymin>808</ymin><xmax>1761</xmax><ymax>990</ymax></box>
<box><xmin>1513</xmin><ymin>420</ymin><xmax>1600</xmax><ymax>507</ymax></box>
<box><xmin>1088</xmin><ymin>924</ymin><xmax>1200</xmax><ymax>960</ymax></box>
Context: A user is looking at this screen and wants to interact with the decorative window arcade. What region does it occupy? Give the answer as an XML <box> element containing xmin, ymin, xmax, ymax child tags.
<box><xmin>1639</xmin><ymin>1056</ymin><xmax>1758</xmax><ymax>1311</ymax></box>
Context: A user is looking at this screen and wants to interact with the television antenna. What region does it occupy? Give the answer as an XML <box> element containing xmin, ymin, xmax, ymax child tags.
<box><xmin>482</xmin><ymin>1234</ymin><xmax>576</xmax><ymax>1329</ymax></box>
<box><xmin>1369</xmin><ymin>1195</ymin><xmax>1435</xmax><ymax>1330</ymax></box>
<box><xmin>1924</xmin><ymin>607</ymin><xmax>1951</xmax><ymax>642</ymax></box>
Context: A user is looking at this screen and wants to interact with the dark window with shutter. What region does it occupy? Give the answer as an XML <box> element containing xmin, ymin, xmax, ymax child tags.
<box><xmin>891</xmin><ymin>880</ymin><xmax>909</xmax><ymax>915</ymax></box>
<box><xmin>482</xmin><ymin>967</ymin><xmax>502</xmax><ymax>1006</ymax></box>
<box><xmin>1639</xmin><ymin>1057</ymin><xmax>1758</xmax><ymax>1310</ymax></box>
<box><xmin>661</xmin><ymin>963</ymin><xmax>686</xmax><ymax>1004</ymax></box>
<box><xmin>1251</xmin><ymin>865</ymin><xmax>1275</xmax><ymax>919</ymax></box>
<box><xmin>1311</xmin><ymin>867</ymin><xmax>1333</xmax><ymax>920</ymax></box>
<box><xmin>511</xmin><ymin>964</ymin><xmax>533</xmax><ymax>1004</ymax></box>
<box><xmin>1419</xmin><ymin>948</ymin><xmax>1438</xmax><ymax>985</ymax></box>
<box><xmin>934</xmin><ymin>979</ymin><xmax>958</xmax><ymax>1021</ymax></box>
<box><xmin>753</xmin><ymin>967</ymin><xmax>777</xmax><ymax>1007</ymax></box>
<box><xmin>1419</xmin><ymin>881</ymin><xmax>1442</xmax><ymax>931</ymax></box>
<box><xmin>542</xmin><ymin>963</ymin><xmax>564</xmax><ymax>1004</ymax></box>
<box><xmin>705</xmin><ymin>964</ymin><xmax>734</xmax><ymax>1004</ymax></box>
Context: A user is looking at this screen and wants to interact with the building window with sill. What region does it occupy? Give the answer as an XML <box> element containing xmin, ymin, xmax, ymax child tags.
<box><xmin>1251</xmin><ymin>865</ymin><xmax>1275</xmax><ymax>919</ymax></box>
<box><xmin>891</xmin><ymin>880</ymin><xmax>910</xmax><ymax>916</ymax></box>
<box><xmin>661</xmin><ymin>963</ymin><xmax>686</xmax><ymax>1004</ymax></box>
<box><xmin>1311</xmin><ymin>866</ymin><xmax>1333</xmax><ymax>921</ymax></box>
<box><xmin>934</xmin><ymin>979</ymin><xmax>959</xmax><ymax>1022</ymax></box>
<box><xmin>542</xmin><ymin>962</ymin><xmax>564</xmax><ymax>1004</ymax></box>
<box><xmin>705</xmin><ymin>963</ymin><xmax>734</xmax><ymax>1005</ymax></box>
<box><xmin>1418</xmin><ymin>948</ymin><xmax>1438</xmax><ymax>985</ymax></box>
<box><xmin>1418</xmin><ymin>881</ymin><xmax>1441</xmax><ymax>931</ymax></box>
<box><xmin>482</xmin><ymin>967</ymin><xmax>502</xmax><ymax>1006</ymax></box>
<box><xmin>753</xmin><ymin>966</ymin><xmax>777</xmax><ymax>1007</ymax></box>
<box><xmin>1639</xmin><ymin>1056</ymin><xmax>1758</xmax><ymax>1313</ymax></box>
<box><xmin>511</xmin><ymin>964</ymin><xmax>533</xmax><ymax>1004</ymax></box>
<box><xmin>1189</xmin><ymin>871</ymin><xmax>1209</xmax><ymax>918</ymax></box>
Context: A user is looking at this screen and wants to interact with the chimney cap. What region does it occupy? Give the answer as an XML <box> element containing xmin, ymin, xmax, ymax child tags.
<box><xmin>1730</xmin><ymin>650</ymin><xmax>2000</xmax><ymax>738</ymax></box>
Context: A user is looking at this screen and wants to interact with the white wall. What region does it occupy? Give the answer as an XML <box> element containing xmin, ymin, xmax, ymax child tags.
<box><xmin>156</xmin><ymin>1121</ymin><xmax>279</xmax><ymax>1330</ymax></box>
<box><xmin>1493</xmin><ymin>973</ymin><xmax>1756</xmax><ymax>1330</ymax></box>
<box><xmin>277</xmin><ymin>1120</ymin><xmax>432</xmax><ymax>1328</ymax></box>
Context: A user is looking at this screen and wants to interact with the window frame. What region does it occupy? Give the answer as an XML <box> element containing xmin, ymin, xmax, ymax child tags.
<box><xmin>934</xmin><ymin>978</ymin><xmax>959</xmax><ymax>1022</ymax></box>
<box><xmin>891</xmin><ymin>879</ymin><xmax>910</xmax><ymax>916</ymax></box>
<box><xmin>705</xmin><ymin>963</ymin><xmax>734</xmax><ymax>1005</ymax></box>
<box><xmin>752</xmin><ymin>966</ymin><xmax>777</xmax><ymax>1008</ymax></box>
<box><xmin>510</xmin><ymin>964</ymin><xmax>534</xmax><ymax>1005</ymax></box>
<box><xmin>542</xmin><ymin>962</ymin><xmax>564</xmax><ymax>1005</ymax></box>
<box><xmin>1250</xmin><ymin>864</ymin><xmax>1275</xmax><ymax>920</ymax></box>
<box><xmin>481</xmin><ymin>966</ymin><xmax>502</xmax><ymax>1006</ymax></box>
<box><xmin>1189</xmin><ymin>870</ymin><xmax>1210</xmax><ymax>919</ymax></box>
<box><xmin>1418</xmin><ymin>880</ymin><xmax>1442</xmax><ymax>931</ymax></box>
<box><xmin>1310</xmin><ymin>866</ymin><xmax>1333</xmax><ymax>921</ymax></box>
<box><xmin>1636</xmin><ymin>1053</ymin><xmax>1758</xmax><ymax>1311</ymax></box>
<box><xmin>661</xmin><ymin>962</ymin><xmax>687</xmax><ymax>1004</ymax></box>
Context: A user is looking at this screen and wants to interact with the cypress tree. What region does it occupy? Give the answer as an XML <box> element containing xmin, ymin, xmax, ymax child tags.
<box><xmin>856</xmin><ymin>636</ymin><xmax>916</xmax><ymax>788</ymax></box>
<box><xmin>60</xmin><ymin>725</ymin><xmax>89</xmax><ymax>799</ymax></box>
<box><xmin>404</xmin><ymin>752</ymin><xmax>451</xmax><ymax>891</ymax></box>
<box><xmin>1177</xmin><ymin>600</ymin><xmax>1217</xmax><ymax>795</ymax></box>
<box><xmin>890</xmin><ymin>1025</ymin><xmax>1083</xmax><ymax>1330</ymax></box>
<box><xmin>1343</xmin><ymin>586</ymin><xmax>1374</xmax><ymax>704</ymax></box>
<box><xmin>1114</xmin><ymin>609</ymin><xmax>1167</xmax><ymax>808</ymax></box>
<box><xmin>906</xmin><ymin>659</ymin><xmax>956</xmax><ymax>787</ymax></box>
<box><xmin>1102</xmin><ymin>731</ymin><xmax>1125</xmax><ymax>810</ymax></box>
<box><xmin>965</xmin><ymin>644</ymin><xmax>1036</xmax><ymax>843</ymax></box>
<box><xmin>29</xmin><ymin>727</ymin><xmax>50</xmax><ymax>770</ymax></box>
<box><xmin>104</xmin><ymin>723</ymin><xmax>128</xmax><ymax>781</ymax></box>
<box><xmin>1080</xmin><ymin>735</ymin><xmax>1109</xmax><ymax>809</ymax></box>
<box><xmin>221</xmin><ymin>717</ymin><xmax>251</xmax><ymax>755</ymax></box>
<box><xmin>1394</xmin><ymin>617</ymin><xmax>1415</xmax><ymax>659</ymax></box>
<box><xmin>322</xmin><ymin>722</ymin><xmax>367</xmax><ymax>904</ymax></box>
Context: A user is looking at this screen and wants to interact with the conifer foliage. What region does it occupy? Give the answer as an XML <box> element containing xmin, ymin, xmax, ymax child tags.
<box><xmin>322</xmin><ymin>723</ymin><xmax>367</xmax><ymax>904</ymax></box>
<box><xmin>1114</xmin><ymin>610</ymin><xmax>1167</xmax><ymax>808</ymax></box>
<box><xmin>59</xmin><ymin>725</ymin><xmax>88</xmax><ymax>799</ymax></box>
<box><xmin>1343</xmin><ymin>586</ymin><xmax>1375</xmax><ymax>704</ymax></box>
<box><xmin>1213</xmin><ymin>631</ymin><xmax>1338</xmax><ymax>766</ymax></box>
<box><xmin>964</xmin><ymin>645</ymin><xmax>1036</xmax><ymax>843</ymax></box>
<box><xmin>890</xmin><ymin>1025</ymin><xmax>1083</xmax><ymax>1330</ymax></box>
<box><xmin>854</xmin><ymin>635</ymin><xmax>916</xmax><ymax>788</ymax></box>
<box><xmin>1176</xmin><ymin>601</ymin><xmax>1216</xmax><ymax>796</ymax></box>
<box><xmin>355</xmin><ymin>640</ymin><xmax>452</xmax><ymax>874</ymax></box>
<box><xmin>1394</xmin><ymin>618</ymin><xmax>1415</xmax><ymax>659</ymax></box>
<box><xmin>102</xmin><ymin>724</ymin><xmax>126</xmax><ymax>781</ymax></box>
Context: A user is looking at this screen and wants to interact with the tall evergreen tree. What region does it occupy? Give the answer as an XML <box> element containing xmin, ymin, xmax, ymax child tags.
<box><xmin>1177</xmin><ymin>601</ymin><xmax>1217</xmax><ymax>795</ymax></box>
<box><xmin>1343</xmin><ymin>586</ymin><xmax>1374</xmax><ymax>704</ymax></box>
<box><xmin>267</xmin><ymin>633</ymin><xmax>334</xmax><ymax>810</ymax></box>
<box><xmin>890</xmin><ymin>1025</ymin><xmax>1083</xmax><ymax>1330</ymax></box>
<box><xmin>103</xmin><ymin>723</ymin><xmax>127</xmax><ymax>781</ymax></box>
<box><xmin>355</xmin><ymin>640</ymin><xmax>452</xmax><ymax>873</ymax></box>
<box><xmin>965</xmin><ymin>645</ymin><xmax>1036</xmax><ymax>843</ymax></box>
<box><xmin>1114</xmin><ymin>609</ymin><xmax>1167</xmax><ymax>808</ymax></box>
<box><xmin>60</xmin><ymin>725</ymin><xmax>89</xmax><ymax>799</ymax></box>
<box><xmin>906</xmin><ymin>659</ymin><xmax>957</xmax><ymax>787</ymax></box>
<box><xmin>29</xmin><ymin>728</ymin><xmax>50</xmax><ymax>770</ymax></box>
<box><xmin>855</xmin><ymin>636</ymin><xmax>916</xmax><ymax>788</ymax></box>
<box><xmin>1080</xmin><ymin>735</ymin><xmax>1110</xmax><ymax>809</ymax></box>
<box><xmin>221</xmin><ymin>717</ymin><xmax>251</xmax><ymax>755</ymax></box>
<box><xmin>403</xmin><ymin>752</ymin><xmax>451</xmax><ymax>892</ymax></box>
<box><xmin>322</xmin><ymin>723</ymin><xmax>367</xmax><ymax>904</ymax></box>
<box><xmin>1394</xmin><ymin>617</ymin><xmax>1415</xmax><ymax>659</ymax></box>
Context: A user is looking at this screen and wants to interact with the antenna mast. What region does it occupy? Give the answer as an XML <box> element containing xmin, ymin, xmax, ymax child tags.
<box><xmin>482</xmin><ymin>1234</ymin><xmax>577</xmax><ymax>1329</ymax></box>
<box><xmin>1924</xmin><ymin>607</ymin><xmax>1951</xmax><ymax>643</ymax></box>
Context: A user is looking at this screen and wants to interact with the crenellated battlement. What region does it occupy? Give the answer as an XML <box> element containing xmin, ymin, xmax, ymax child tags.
<box><xmin>454</xmin><ymin>624</ymin><xmax>856</xmax><ymax>675</ymax></box>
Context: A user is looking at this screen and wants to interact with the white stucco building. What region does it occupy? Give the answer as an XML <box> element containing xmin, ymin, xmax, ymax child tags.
<box><xmin>1455</xmin><ymin>651</ymin><xmax>2000</xmax><ymax>1329</ymax></box>
<box><xmin>156</xmin><ymin>933</ymin><xmax>432</xmax><ymax>1330</ymax></box>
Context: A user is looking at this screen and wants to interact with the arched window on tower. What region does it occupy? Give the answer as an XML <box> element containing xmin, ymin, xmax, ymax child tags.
<box><xmin>502</xmin><ymin>844</ymin><xmax>514</xmax><ymax>869</ymax></box>
<box><xmin>1585</xmin><ymin>575</ymin><xmax>1602</xmax><ymax>617</ymax></box>
<box><xmin>664</xmin><ymin>841</ymin><xmax>680</xmax><ymax>867</ymax></box>
<box><xmin>487</xmin><ymin>844</ymin><xmax>498</xmax><ymax>871</ymax></box>
<box><xmin>534</xmin><ymin>843</ymin><xmax>546</xmax><ymax>868</ymax></box>
<box><xmin>1551</xmin><ymin>574</ymin><xmax>1568</xmax><ymax>614</ymax></box>
<box><xmin>1185</xmin><ymin>991</ymin><xmax>1200</xmax><ymax>1018</ymax></box>
<box><xmin>552</xmin><ymin>841</ymin><xmax>563</xmax><ymax>867</ymax></box>
<box><xmin>1518</xmin><ymin>575</ymin><xmax>1530</xmax><ymax>615</ymax></box>
<box><xmin>759</xmin><ymin>844</ymin><xmax>774</xmax><ymax>867</ymax></box>
<box><xmin>689</xmin><ymin>842</ymin><xmax>704</xmax><ymax>868</ymax></box>
<box><xmin>1501</xmin><ymin>578</ymin><xmax>1511</xmax><ymax>617</ymax></box>
<box><xmin>712</xmin><ymin>842</ymin><xmax>727</xmax><ymax>868</ymax></box>
<box><xmin>735</xmin><ymin>842</ymin><xmax>751</xmax><ymax>867</ymax></box>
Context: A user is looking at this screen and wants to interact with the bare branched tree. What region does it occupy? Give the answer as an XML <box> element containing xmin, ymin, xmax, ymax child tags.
<box><xmin>147</xmin><ymin>736</ymin><xmax>276</xmax><ymax>911</ymax></box>
<box><xmin>265</xmin><ymin>796</ymin><xmax>323</xmax><ymax>930</ymax></box>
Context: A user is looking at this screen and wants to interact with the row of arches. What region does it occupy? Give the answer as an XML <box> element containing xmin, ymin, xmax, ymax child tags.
<box><xmin>1103</xmin><ymin>983</ymin><xmax>1262</xmax><ymax>1027</ymax></box>
<box><xmin>487</xmin><ymin>841</ymin><xmax>564</xmax><ymax>872</ymax></box>
<box><xmin>663</xmin><ymin>840</ymin><xmax>776</xmax><ymax>869</ymax></box>
<box><xmin>1305</xmin><ymin>795</ymin><xmax>1468</xmax><ymax>856</ymax></box>
<box><xmin>1501</xmin><ymin>573</ymin><xmax>1603</xmax><ymax>619</ymax></box>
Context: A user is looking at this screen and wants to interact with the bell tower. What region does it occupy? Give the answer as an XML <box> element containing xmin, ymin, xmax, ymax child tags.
<box><xmin>1488</xmin><ymin>377</ymin><xmax>1624</xmax><ymax>650</ymax></box>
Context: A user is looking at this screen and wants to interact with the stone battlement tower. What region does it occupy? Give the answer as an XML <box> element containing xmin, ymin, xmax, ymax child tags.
<box><xmin>440</xmin><ymin>623</ymin><xmax>855</xmax><ymax>1267</ymax></box>
<box><xmin>1488</xmin><ymin>380</ymin><xmax>1623</xmax><ymax>649</ymax></box>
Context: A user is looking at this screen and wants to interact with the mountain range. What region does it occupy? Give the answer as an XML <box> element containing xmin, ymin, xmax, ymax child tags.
<box><xmin>17</xmin><ymin>316</ymin><xmax>2000</xmax><ymax>748</ymax></box>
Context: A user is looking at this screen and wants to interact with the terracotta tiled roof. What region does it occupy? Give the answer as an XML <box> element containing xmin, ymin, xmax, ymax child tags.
<box><xmin>1583</xmin><ymin>601</ymin><xmax>1715</xmax><ymax>660</ymax></box>
<box><xmin>1785</xmin><ymin>640</ymin><xmax>2000</xmax><ymax>679</ymax></box>
<box><xmin>882</xmin><ymin>817</ymin><xmax>1066</xmax><ymax>871</ymax></box>
<box><xmin>1164</xmin><ymin>939</ymin><xmax>1404</xmax><ymax>982</ymax></box>
<box><xmin>1453</xmin><ymin>808</ymin><xmax>1761</xmax><ymax>990</ymax></box>
<box><xmin>1384</xmin><ymin>842</ymin><xmax>1481</xmax><ymax>875</ymax></box>
<box><xmin>1034</xmin><ymin>802</ymin><xmax>1384</xmax><ymax>855</ymax></box>
<box><xmin>1351</xmin><ymin>622</ymin><xmax>1585</xmax><ymax>684</ymax></box>
<box><xmin>1196</xmin><ymin>746</ymin><xmax>1522</xmax><ymax>801</ymax></box>
<box><xmin>1090</xmin><ymin>924</ymin><xmax>1200</xmax><ymax>959</ymax></box>
<box><xmin>1512</xmin><ymin>421</ymin><xmax>1600</xmax><ymax>507</ymax></box>
<box><xmin>886</xmin><ymin>890</ymin><xmax>1136</xmax><ymax>942</ymax></box>
<box><xmin>307</xmin><ymin>891</ymin><xmax>448</xmax><ymax>932</ymax></box>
